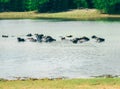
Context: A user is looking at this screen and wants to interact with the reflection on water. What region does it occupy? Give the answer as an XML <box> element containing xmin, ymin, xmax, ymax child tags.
<box><xmin>0</xmin><ymin>19</ymin><xmax>120</xmax><ymax>79</ymax></box>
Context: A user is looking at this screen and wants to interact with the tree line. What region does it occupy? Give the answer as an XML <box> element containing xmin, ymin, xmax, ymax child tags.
<box><xmin>0</xmin><ymin>0</ymin><xmax>120</xmax><ymax>14</ymax></box>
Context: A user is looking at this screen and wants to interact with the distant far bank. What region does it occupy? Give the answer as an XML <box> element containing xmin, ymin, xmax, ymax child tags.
<box><xmin>0</xmin><ymin>9</ymin><xmax>120</xmax><ymax>21</ymax></box>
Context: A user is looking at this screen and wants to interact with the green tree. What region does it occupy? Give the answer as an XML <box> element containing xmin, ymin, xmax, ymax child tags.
<box><xmin>50</xmin><ymin>0</ymin><xmax>68</xmax><ymax>12</ymax></box>
<box><xmin>68</xmin><ymin>0</ymin><xmax>75</xmax><ymax>9</ymax></box>
<box><xmin>0</xmin><ymin>0</ymin><xmax>120</xmax><ymax>14</ymax></box>
<box><xmin>86</xmin><ymin>0</ymin><xmax>94</xmax><ymax>8</ymax></box>
<box><xmin>73</xmin><ymin>0</ymin><xmax>88</xmax><ymax>9</ymax></box>
<box><xmin>9</xmin><ymin>0</ymin><xmax>25</xmax><ymax>11</ymax></box>
<box><xmin>38</xmin><ymin>0</ymin><xmax>69</xmax><ymax>12</ymax></box>
<box><xmin>38</xmin><ymin>0</ymin><xmax>50</xmax><ymax>12</ymax></box>
<box><xmin>93</xmin><ymin>0</ymin><xmax>120</xmax><ymax>14</ymax></box>
<box><xmin>0</xmin><ymin>0</ymin><xmax>10</xmax><ymax>12</ymax></box>
<box><xmin>25</xmin><ymin>0</ymin><xmax>38</xmax><ymax>11</ymax></box>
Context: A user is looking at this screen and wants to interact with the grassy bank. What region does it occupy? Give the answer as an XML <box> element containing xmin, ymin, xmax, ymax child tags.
<box><xmin>0</xmin><ymin>9</ymin><xmax>120</xmax><ymax>20</ymax></box>
<box><xmin>0</xmin><ymin>78</ymin><xmax>120</xmax><ymax>89</ymax></box>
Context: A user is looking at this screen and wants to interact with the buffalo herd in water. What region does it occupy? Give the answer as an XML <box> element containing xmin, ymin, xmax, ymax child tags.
<box><xmin>2</xmin><ymin>33</ymin><xmax>105</xmax><ymax>43</ymax></box>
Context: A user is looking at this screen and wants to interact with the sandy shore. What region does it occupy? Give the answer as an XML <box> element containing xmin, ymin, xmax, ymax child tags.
<box><xmin>0</xmin><ymin>9</ymin><xmax>120</xmax><ymax>20</ymax></box>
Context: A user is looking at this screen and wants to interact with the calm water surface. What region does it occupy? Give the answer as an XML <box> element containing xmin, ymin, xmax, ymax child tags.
<box><xmin>0</xmin><ymin>19</ymin><xmax>120</xmax><ymax>79</ymax></box>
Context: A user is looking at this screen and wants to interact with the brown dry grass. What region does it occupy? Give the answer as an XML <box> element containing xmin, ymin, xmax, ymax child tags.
<box><xmin>0</xmin><ymin>9</ymin><xmax>120</xmax><ymax>20</ymax></box>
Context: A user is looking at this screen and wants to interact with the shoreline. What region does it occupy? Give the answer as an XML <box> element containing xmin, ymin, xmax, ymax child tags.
<box><xmin>0</xmin><ymin>74</ymin><xmax>120</xmax><ymax>81</ymax></box>
<box><xmin>0</xmin><ymin>9</ymin><xmax>120</xmax><ymax>21</ymax></box>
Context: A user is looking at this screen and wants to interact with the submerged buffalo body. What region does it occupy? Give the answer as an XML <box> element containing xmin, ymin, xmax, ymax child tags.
<box><xmin>27</xmin><ymin>38</ymin><xmax>37</xmax><ymax>42</ymax></box>
<box><xmin>4</xmin><ymin>33</ymin><xmax>105</xmax><ymax>44</ymax></box>
<box><xmin>71</xmin><ymin>36</ymin><xmax>90</xmax><ymax>44</ymax></box>
<box><xmin>26</xmin><ymin>33</ymin><xmax>33</xmax><ymax>37</ymax></box>
<box><xmin>43</xmin><ymin>36</ymin><xmax>56</xmax><ymax>42</ymax></box>
<box><xmin>17</xmin><ymin>37</ymin><xmax>25</xmax><ymax>42</ymax></box>
<box><xmin>35</xmin><ymin>34</ymin><xmax>56</xmax><ymax>43</ymax></box>
<box><xmin>35</xmin><ymin>34</ymin><xmax>44</xmax><ymax>42</ymax></box>
<box><xmin>2</xmin><ymin>35</ymin><xmax>9</xmax><ymax>38</ymax></box>
<box><xmin>92</xmin><ymin>35</ymin><xmax>105</xmax><ymax>43</ymax></box>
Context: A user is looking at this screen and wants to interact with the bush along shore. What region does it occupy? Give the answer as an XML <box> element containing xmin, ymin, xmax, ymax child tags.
<box><xmin>0</xmin><ymin>9</ymin><xmax>120</xmax><ymax>20</ymax></box>
<box><xmin>0</xmin><ymin>0</ymin><xmax>120</xmax><ymax>14</ymax></box>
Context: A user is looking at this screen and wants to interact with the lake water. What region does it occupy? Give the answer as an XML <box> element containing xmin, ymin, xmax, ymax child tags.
<box><xmin>0</xmin><ymin>19</ymin><xmax>120</xmax><ymax>79</ymax></box>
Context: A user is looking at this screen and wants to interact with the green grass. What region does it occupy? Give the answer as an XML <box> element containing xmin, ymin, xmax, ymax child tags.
<box><xmin>0</xmin><ymin>9</ymin><xmax>120</xmax><ymax>20</ymax></box>
<box><xmin>0</xmin><ymin>78</ymin><xmax>120</xmax><ymax>89</ymax></box>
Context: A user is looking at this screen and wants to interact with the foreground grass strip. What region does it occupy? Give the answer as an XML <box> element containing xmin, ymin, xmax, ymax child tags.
<box><xmin>0</xmin><ymin>78</ymin><xmax>120</xmax><ymax>89</ymax></box>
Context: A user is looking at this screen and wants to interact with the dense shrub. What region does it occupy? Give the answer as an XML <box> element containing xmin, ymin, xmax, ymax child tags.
<box><xmin>0</xmin><ymin>0</ymin><xmax>120</xmax><ymax>14</ymax></box>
